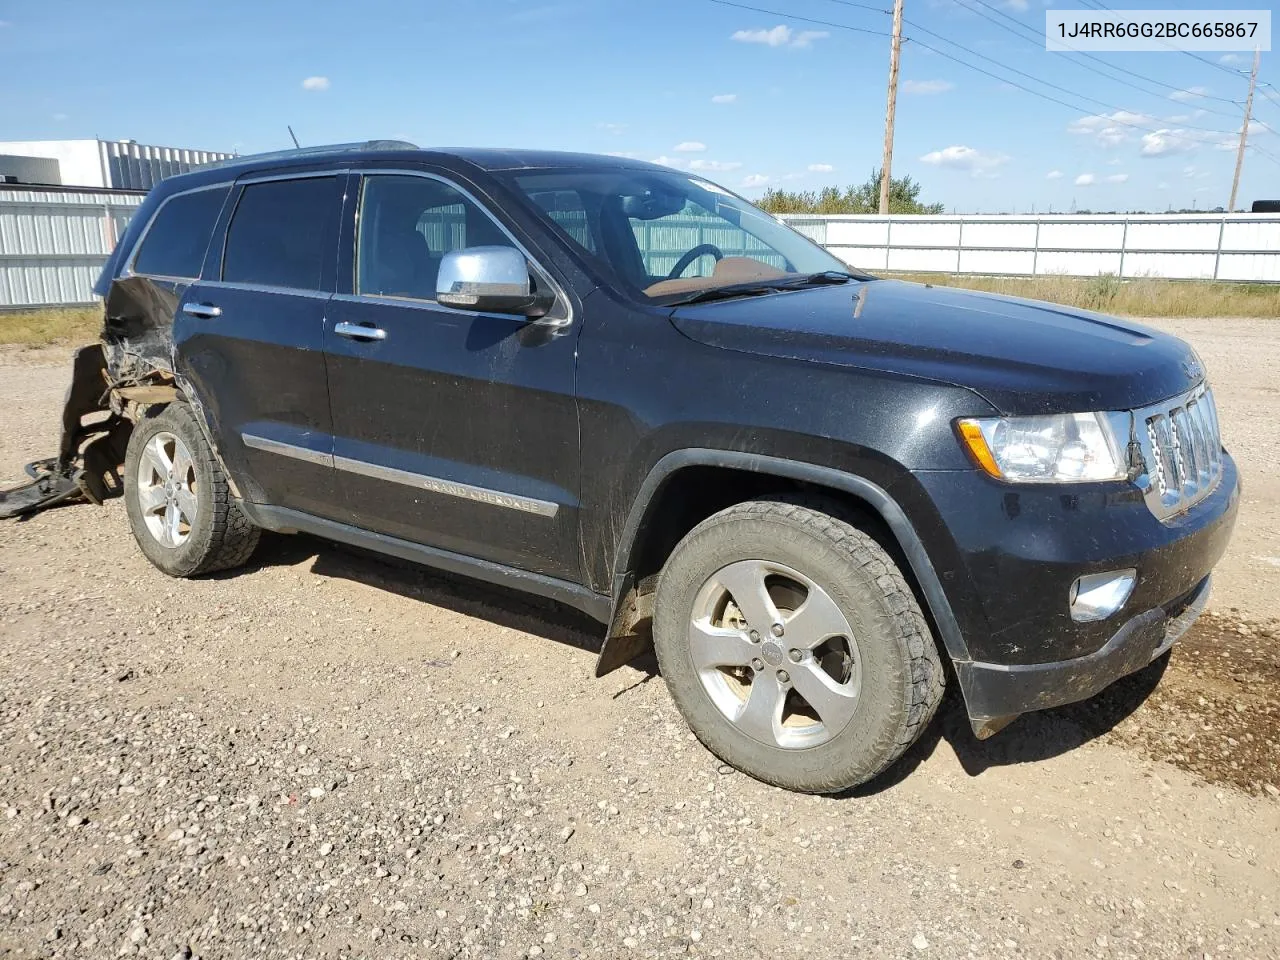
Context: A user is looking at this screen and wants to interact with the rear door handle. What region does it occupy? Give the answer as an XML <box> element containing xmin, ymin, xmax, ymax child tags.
<box><xmin>182</xmin><ymin>302</ymin><xmax>222</xmax><ymax>319</ymax></box>
<box><xmin>333</xmin><ymin>320</ymin><xmax>387</xmax><ymax>341</ymax></box>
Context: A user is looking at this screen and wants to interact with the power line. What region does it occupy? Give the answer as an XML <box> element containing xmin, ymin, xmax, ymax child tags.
<box><xmin>1075</xmin><ymin>0</ymin><xmax>1255</xmax><ymax>79</ymax></box>
<box><xmin>818</xmin><ymin>0</ymin><xmax>1246</xmax><ymax>136</ymax></box>
<box><xmin>947</xmin><ymin>0</ymin><xmax>1246</xmax><ymax>114</ymax></box>
<box><xmin>706</xmin><ymin>0</ymin><xmax>889</xmax><ymax>37</ymax></box>
<box><xmin>896</xmin><ymin>15</ymin><xmax>1243</xmax><ymax>138</ymax></box>
<box><xmin>1250</xmin><ymin>142</ymin><xmax>1280</xmax><ymax>168</ymax></box>
<box><xmin>1257</xmin><ymin>85</ymin><xmax>1280</xmax><ymax>113</ymax></box>
<box><xmin>711</xmin><ymin>0</ymin><xmax>1243</xmax><ymax>145</ymax></box>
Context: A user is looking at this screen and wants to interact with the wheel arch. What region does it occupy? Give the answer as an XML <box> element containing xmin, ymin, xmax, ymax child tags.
<box><xmin>596</xmin><ymin>448</ymin><xmax>972</xmax><ymax>676</ymax></box>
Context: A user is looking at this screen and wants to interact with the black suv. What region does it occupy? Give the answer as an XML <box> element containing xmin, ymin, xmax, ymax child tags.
<box><xmin>6</xmin><ymin>141</ymin><xmax>1239</xmax><ymax>793</ymax></box>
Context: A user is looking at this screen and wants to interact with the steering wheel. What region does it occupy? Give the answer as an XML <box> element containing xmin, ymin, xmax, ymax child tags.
<box><xmin>667</xmin><ymin>243</ymin><xmax>725</xmax><ymax>280</ymax></box>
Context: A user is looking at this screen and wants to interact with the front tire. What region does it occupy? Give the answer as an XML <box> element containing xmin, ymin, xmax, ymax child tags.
<box><xmin>653</xmin><ymin>498</ymin><xmax>944</xmax><ymax>793</ymax></box>
<box><xmin>124</xmin><ymin>403</ymin><xmax>259</xmax><ymax>577</ymax></box>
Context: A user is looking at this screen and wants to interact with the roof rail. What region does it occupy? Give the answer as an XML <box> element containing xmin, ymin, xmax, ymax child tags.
<box><xmin>208</xmin><ymin>139</ymin><xmax>419</xmax><ymax>169</ymax></box>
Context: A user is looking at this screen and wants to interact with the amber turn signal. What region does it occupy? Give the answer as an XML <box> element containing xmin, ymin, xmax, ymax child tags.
<box><xmin>956</xmin><ymin>420</ymin><xmax>1003</xmax><ymax>479</ymax></box>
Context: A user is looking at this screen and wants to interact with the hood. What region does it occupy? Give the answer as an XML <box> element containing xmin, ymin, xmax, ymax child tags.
<box><xmin>669</xmin><ymin>279</ymin><xmax>1202</xmax><ymax>415</ymax></box>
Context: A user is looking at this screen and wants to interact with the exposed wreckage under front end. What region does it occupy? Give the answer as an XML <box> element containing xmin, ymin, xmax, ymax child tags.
<box><xmin>0</xmin><ymin>278</ymin><xmax>186</xmax><ymax>520</ymax></box>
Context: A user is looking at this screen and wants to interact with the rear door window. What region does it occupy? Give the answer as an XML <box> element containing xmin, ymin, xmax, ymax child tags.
<box><xmin>222</xmin><ymin>176</ymin><xmax>341</xmax><ymax>291</ymax></box>
<box><xmin>131</xmin><ymin>186</ymin><xmax>228</xmax><ymax>280</ymax></box>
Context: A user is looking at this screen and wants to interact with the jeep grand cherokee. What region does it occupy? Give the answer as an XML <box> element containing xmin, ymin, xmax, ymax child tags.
<box><xmin>0</xmin><ymin>141</ymin><xmax>1238</xmax><ymax>793</ymax></box>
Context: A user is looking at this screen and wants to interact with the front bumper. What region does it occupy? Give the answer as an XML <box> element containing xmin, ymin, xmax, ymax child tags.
<box><xmin>912</xmin><ymin>451</ymin><xmax>1238</xmax><ymax>735</ymax></box>
<box><xmin>957</xmin><ymin>574</ymin><xmax>1211</xmax><ymax>735</ymax></box>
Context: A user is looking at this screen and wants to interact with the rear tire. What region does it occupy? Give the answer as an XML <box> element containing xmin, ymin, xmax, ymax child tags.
<box><xmin>124</xmin><ymin>403</ymin><xmax>259</xmax><ymax>577</ymax></box>
<box><xmin>653</xmin><ymin>498</ymin><xmax>944</xmax><ymax>793</ymax></box>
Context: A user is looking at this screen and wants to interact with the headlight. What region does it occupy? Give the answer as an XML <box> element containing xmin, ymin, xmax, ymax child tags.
<box><xmin>956</xmin><ymin>412</ymin><xmax>1126</xmax><ymax>483</ymax></box>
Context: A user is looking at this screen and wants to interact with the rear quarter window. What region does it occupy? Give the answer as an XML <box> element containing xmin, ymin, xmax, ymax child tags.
<box><xmin>131</xmin><ymin>186</ymin><xmax>229</xmax><ymax>280</ymax></box>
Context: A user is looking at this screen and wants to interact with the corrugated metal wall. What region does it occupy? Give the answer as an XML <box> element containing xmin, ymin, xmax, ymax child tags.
<box><xmin>0</xmin><ymin>187</ymin><xmax>143</xmax><ymax>309</ymax></box>
<box><xmin>3</xmin><ymin>196</ymin><xmax>1279</xmax><ymax>310</ymax></box>
<box><xmin>781</xmin><ymin>213</ymin><xmax>1280</xmax><ymax>282</ymax></box>
<box><xmin>99</xmin><ymin>141</ymin><xmax>235</xmax><ymax>191</ymax></box>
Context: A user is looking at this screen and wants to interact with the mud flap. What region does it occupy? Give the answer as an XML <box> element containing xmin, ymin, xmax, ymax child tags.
<box><xmin>594</xmin><ymin>583</ymin><xmax>656</xmax><ymax>677</ymax></box>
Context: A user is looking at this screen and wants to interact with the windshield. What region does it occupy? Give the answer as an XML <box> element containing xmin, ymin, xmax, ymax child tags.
<box><xmin>505</xmin><ymin>169</ymin><xmax>870</xmax><ymax>302</ymax></box>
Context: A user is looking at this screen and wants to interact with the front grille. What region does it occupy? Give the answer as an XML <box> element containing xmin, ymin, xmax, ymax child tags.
<box><xmin>1136</xmin><ymin>384</ymin><xmax>1223</xmax><ymax>520</ymax></box>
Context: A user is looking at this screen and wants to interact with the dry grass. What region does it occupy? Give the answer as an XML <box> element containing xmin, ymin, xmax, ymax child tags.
<box><xmin>883</xmin><ymin>273</ymin><xmax>1280</xmax><ymax>318</ymax></box>
<box><xmin>0</xmin><ymin>307</ymin><xmax>101</xmax><ymax>347</ymax></box>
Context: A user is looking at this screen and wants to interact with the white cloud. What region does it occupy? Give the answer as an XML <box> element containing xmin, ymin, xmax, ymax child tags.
<box><xmin>741</xmin><ymin>174</ymin><xmax>771</xmax><ymax>188</ymax></box>
<box><xmin>733</xmin><ymin>25</ymin><xmax>790</xmax><ymax>46</ymax></box>
<box><xmin>674</xmin><ymin>141</ymin><xmax>707</xmax><ymax>153</ymax></box>
<box><xmin>919</xmin><ymin>144</ymin><xmax>1010</xmax><ymax>177</ymax></box>
<box><xmin>688</xmin><ymin>159</ymin><xmax>743</xmax><ymax>172</ymax></box>
<box><xmin>597</xmin><ymin>122</ymin><xmax>627</xmax><ymax>135</ymax></box>
<box><xmin>731</xmin><ymin>25</ymin><xmax>828</xmax><ymax>48</ymax></box>
<box><xmin>1075</xmin><ymin>173</ymin><xmax>1096</xmax><ymax>186</ymax></box>
<box><xmin>711</xmin><ymin>93</ymin><xmax>738</xmax><ymax>104</ymax></box>
<box><xmin>1169</xmin><ymin>86</ymin><xmax>1209</xmax><ymax>102</ymax></box>
<box><xmin>1106</xmin><ymin>157</ymin><xmax>1123</xmax><ymax>166</ymax></box>
<box><xmin>807</xmin><ymin>163</ymin><xmax>835</xmax><ymax>173</ymax></box>
<box><xmin>651</xmin><ymin>155</ymin><xmax>688</xmax><ymax>169</ymax></box>
<box><xmin>791</xmin><ymin>30</ymin><xmax>829</xmax><ymax>47</ymax></box>
<box><xmin>1106</xmin><ymin>173</ymin><xmax>1130</xmax><ymax>184</ymax></box>
<box><xmin>902</xmin><ymin>79</ymin><xmax>954</xmax><ymax>95</ymax></box>
<box><xmin>1220</xmin><ymin>53</ymin><xmax>1245</xmax><ymax>64</ymax></box>
<box><xmin>1067</xmin><ymin>110</ymin><xmax>1152</xmax><ymax>147</ymax></box>
<box><xmin>605</xmin><ymin>151</ymin><xmax>638</xmax><ymax>159</ymax></box>
<box><xmin>1140</xmin><ymin>129</ymin><xmax>1199</xmax><ymax>157</ymax></box>
<box><xmin>301</xmin><ymin>76</ymin><xmax>330</xmax><ymax>91</ymax></box>
<box><xmin>1046</xmin><ymin>169</ymin><xmax>1063</xmax><ymax>180</ymax></box>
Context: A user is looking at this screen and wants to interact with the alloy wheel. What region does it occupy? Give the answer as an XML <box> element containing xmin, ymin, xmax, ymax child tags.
<box><xmin>688</xmin><ymin>559</ymin><xmax>861</xmax><ymax>749</ymax></box>
<box><xmin>136</xmin><ymin>431</ymin><xmax>198</xmax><ymax>548</ymax></box>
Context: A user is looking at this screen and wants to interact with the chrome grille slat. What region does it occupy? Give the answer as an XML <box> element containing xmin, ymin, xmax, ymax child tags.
<box><xmin>1189</xmin><ymin>398</ymin><xmax>1211</xmax><ymax>485</ymax></box>
<box><xmin>1138</xmin><ymin>384</ymin><xmax>1222</xmax><ymax>522</ymax></box>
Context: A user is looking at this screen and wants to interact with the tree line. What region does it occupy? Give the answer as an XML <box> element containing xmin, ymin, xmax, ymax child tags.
<box><xmin>757</xmin><ymin>168</ymin><xmax>944</xmax><ymax>215</ymax></box>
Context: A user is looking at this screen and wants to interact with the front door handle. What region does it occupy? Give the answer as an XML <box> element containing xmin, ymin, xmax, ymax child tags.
<box><xmin>182</xmin><ymin>302</ymin><xmax>222</xmax><ymax>319</ymax></box>
<box><xmin>334</xmin><ymin>320</ymin><xmax>387</xmax><ymax>341</ymax></box>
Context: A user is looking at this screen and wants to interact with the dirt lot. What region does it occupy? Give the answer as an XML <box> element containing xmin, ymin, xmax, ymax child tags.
<box><xmin>1</xmin><ymin>317</ymin><xmax>1278</xmax><ymax>959</ymax></box>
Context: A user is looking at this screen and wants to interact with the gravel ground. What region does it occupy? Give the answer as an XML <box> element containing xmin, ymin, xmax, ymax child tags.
<box><xmin>1</xmin><ymin>318</ymin><xmax>1278</xmax><ymax>959</ymax></box>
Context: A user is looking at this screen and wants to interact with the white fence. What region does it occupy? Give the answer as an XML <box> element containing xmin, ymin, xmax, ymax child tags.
<box><xmin>780</xmin><ymin>213</ymin><xmax>1280</xmax><ymax>283</ymax></box>
<box><xmin>3</xmin><ymin>193</ymin><xmax>1280</xmax><ymax>310</ymax></box>
<box><xmin>0</xmin><ymin>186</ymin><xmax>143</xmax><ymax>309</ymax></box>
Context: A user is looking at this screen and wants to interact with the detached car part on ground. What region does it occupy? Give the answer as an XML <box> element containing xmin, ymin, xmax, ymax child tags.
<box><xmin>0</xmin><ymin>142</ymin><xmax>1239</xmax><ymax>794</ymax></box>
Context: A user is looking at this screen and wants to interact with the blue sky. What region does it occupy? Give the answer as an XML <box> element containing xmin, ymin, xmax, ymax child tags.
<box><xmin>0</xmin><ymin>0</ymin><xmax>1275</xmax><ymax>212</ymax></box>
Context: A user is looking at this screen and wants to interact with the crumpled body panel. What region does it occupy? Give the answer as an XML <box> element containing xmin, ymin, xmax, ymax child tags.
<box><xmin>0</xmin><ymin>276</ymin><xmax>181</xmax><ymax>519</ymax></box>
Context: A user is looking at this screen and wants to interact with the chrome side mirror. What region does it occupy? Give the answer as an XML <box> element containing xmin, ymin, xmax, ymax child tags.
<box><xmin>436</xmin><ymin>246</ymin><xmax>549</xmax><ymax>317</ymax></box>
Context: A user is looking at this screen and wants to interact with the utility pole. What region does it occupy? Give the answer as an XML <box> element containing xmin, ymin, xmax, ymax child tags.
<box><xmin>1227</xmin><ymin>47</ymin><xmax>1260</xmax><ymax>213</ymax></box>
<box><xmin>879</xmin><ymin>0</ymin><xmax>905</xmax><ymax>215</ymax></box>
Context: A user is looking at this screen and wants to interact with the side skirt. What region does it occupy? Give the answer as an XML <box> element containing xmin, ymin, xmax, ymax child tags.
<box><xmin>239</xmin><ymin>502</ymin><xmax>612</xmax><ymax>624</ymax></box>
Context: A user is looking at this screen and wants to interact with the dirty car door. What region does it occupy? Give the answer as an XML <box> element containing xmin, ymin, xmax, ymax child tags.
<box><xmin>323</xmin><ymin>169</ymin><xmax>581</xmax><ymax>580</ymax></box>
<box><xmin>175</xmin><ymin>171</ymin><xmax>348</xmax><ymax>520</ymax></box>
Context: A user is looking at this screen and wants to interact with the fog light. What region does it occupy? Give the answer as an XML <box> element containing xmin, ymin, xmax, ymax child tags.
<box><xmin>1069</xmin><ymin>569</ymin><xmax>1136</xmax><ymax>622</ymax></box>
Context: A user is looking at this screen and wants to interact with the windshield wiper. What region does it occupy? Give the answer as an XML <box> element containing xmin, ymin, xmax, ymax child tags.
<box><xmin>663</xmin><ymin>271</ymin><xmax>861</xmax><ymax>306</ymax></box>
<box><xmin>773</xmin><ymin>270</ymin><xmax>861</xmax><ymax>287</ymax></box>
<box><xmin>662</xmin><ymin>283</ymin><xmax>781</xmax><ymax>306</ymax></box>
